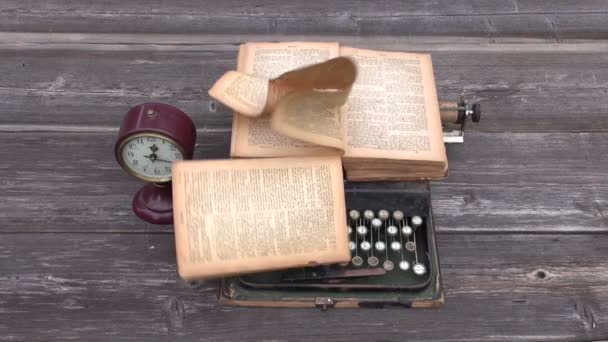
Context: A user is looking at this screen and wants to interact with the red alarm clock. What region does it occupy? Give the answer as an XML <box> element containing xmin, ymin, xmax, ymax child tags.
<box><xmin>115</xmin><ymin>103</ymin><xmax>196</xmax><ymax>224</ymax></box>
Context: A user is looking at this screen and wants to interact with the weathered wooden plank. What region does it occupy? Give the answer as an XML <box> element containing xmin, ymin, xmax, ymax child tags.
<box><xmin>436</xmin><ymin>131</ymin><xmax>608</xmax><ymax>232</ymax></box>
<box><xmin>1</xmin><ymin>233</ymin><xmax>606</xmax><ymax>341</ymax></box>
<box><xmin>1</xmin><ymin>47</ymin><xmax>607</xmax><ymax>132</ymax></box>
<box><xmin>552</xmin><ymin>13</ymin><xmax>608</xmax><ymax>39</ymax></box>
<box><xmin>1</xmin><ymin>0</ymin><xmax>607</xmax><ymax>39</ymax></box>
<box><xmin>1</xmin><ymin>131</ymin><xmax>606</xmax><ymax>233</ymax></box>
<box><xmin>0</xmin><ymin>131</ymin><xmax>230</xmax><ymax>233</ymax></box>
<box><xmin>0</xmin><ymin>0</ymin><xmax>519</xmax><ymax>18</ymax></box>
<box><xmin>518</xmin><ymin>0</ymin><xmax>608</xmax><ymax>13</ymax></box>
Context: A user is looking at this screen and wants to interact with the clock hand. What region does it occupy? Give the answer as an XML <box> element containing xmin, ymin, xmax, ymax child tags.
<box><xmin>143</xmin><ymin>154</ymin><xmax>157</xmax><ymax>162</ymax></box>
<box><xmin>143</xmin><ymin>154</ymin><xmax>172</xmax><ymax>163</ymax></box>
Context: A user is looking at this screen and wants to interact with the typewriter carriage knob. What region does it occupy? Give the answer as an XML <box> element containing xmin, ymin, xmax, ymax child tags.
<box><xmin>471</xmin><ymin>102</ymin><xmax>481</xmax><ymax>123</ymax></box>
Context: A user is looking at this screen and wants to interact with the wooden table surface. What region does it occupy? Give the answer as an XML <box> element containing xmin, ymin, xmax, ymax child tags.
<box><xmin>1</xmin><ymin>1</ymin><xmax>607</xmax><ymax>341</ymax></box>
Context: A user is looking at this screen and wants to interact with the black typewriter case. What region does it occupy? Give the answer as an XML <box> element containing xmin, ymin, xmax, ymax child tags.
<box><xmin>219</xmin><ymin>181</ymin><xmax>444</xmax><ymax>309</ymax></box>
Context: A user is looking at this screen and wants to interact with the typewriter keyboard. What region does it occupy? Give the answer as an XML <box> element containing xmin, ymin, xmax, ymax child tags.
<box><xmin>238</xmin><ymin>208</ymin><xmax>434</xmax><ymax>290</ymax></box>
<box><xmin>347</xmin><ymin>209</ymin><xmax>428</xmax><ymax>276</ymax></box>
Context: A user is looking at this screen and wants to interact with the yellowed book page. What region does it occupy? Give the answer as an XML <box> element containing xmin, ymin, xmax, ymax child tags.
<box><xmin>230</xmin><ymin>44</ymin><xmax>248</xmax><ymax>157</ymax></box>
<box><xmin>209</xmin><ymin>71</ymin><xmax>268</xmax><ymax>117</ymax></box>
<box><xmin>340</xmin><ymin>47</ymin><xmax>446</xmax><ymax>163</ymax></box>
<box><xmin>271</xmin><ymin>92</ymin><xmax>345</xmax><ymax>150</ymax></box>
<box><xmin>270</xmin><ymin>56</ymin><xmax>356</xmax><ymax>151</ymax></box>
<box><xmin>172</xmin><ymin>155</ymin><xmax>349</xmax><ymax>280</ymax></box>
<box><xmin>232</xmin><ymin>42</ymin><xmax>340</xmax><ymax>157</ymax></box>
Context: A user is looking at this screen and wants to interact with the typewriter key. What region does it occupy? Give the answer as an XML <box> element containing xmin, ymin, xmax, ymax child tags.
<box><xmin>339</xmin><ymin>262</ymin><xmax>350</xmax><ymax>267</ymax></box>
<box><xmin>371</xmin><ymin>218</ymin><xmax>382</xmax><ymax>229</ymax></box>
<box><xmin>411</xmin><ymin>216</ymin><xmax>423</xmax><ymax>227</ymax></box>
<box><xmin>360</xmin><ymin>241</ymin><xmax>372</xmax><ymax>252</ymax></box>
<box><xmin>352</xmin><ymin>256</ymin><xmax>364</xmax><ymax>267</ymax></box>
<box><xmin>348</xmin><ymin>210</ymin><xmax>360</xmax><ymax>220</ymax></box>
<box><xmin>367</xmin><ymin>256</ymin><xmax>379</xmax><ymax>267</ymax></box>
<box><xmin>383</xmin><ymin>260</ymin><xmax>394</xmax><ymax>271</ymax></box>
<box><xmin>374</xmin><ymin>241</ymin><xmax>386</xmax><ymax>251</ymax></box>
<box><xmin>399</xmin><ymin>260</ymin><xmax>410</xmax><ymax>271</ymax></box>
<box><xmin>390</xmin><ymin>241</ymin><xmax>401</xmax><ymax>251</ymax></box>
<box><xmin>347</xmin><ymin>225</ymin><xmax>352</xmax><ymax>234</ymax></box>
<box><xmin>356</xmin><ymin>225</ymin><xmax>368</xmax><ymax>236</ymax></box>
<box><xmin>363</xmin><ymin>210</ymin><xmax>375</xmax><ymax>220</ymax></box>
<box><xmin>401</xmin><ymin>225</ymin><xmax>413</xmax><ymax>237</ymax></box>
<box><xmin>349</xmin><ymin>241</ymin><xmax>356</xmax><ymax>251</ymax></box>
<box><xmin>405</xmin><ymin>241</ymin><xmax>416</xmax><ymax>252</ymax></box>
<box><xmin>413</xmin><ymin>263</ymin><xmax>427</xmax><ymax>276</ymax></box>
<box><xmin>392</xmin><ymin>210</ymin><xmax>404</xmax><ymax>221</ymax></box>
<box><xmin>386</xmin><ymin>225</ymin><xmax>398</xmax><ymax>236</ymax></box>
<box><xmin>378</xmin><ymin>209</ymin><xmax>390</xmax><ymax>220</ymax></box>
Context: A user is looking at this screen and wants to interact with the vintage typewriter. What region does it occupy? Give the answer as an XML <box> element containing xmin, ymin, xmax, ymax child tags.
<box><xmin>219</xmin><ymin>98</ymin><xmax>480</xmax><ymax>309</ymax></box>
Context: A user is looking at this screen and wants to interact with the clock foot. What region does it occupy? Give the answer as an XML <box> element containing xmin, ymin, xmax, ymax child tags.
<box><xmin>132</xmin><ymin>183</ymin><xmax>173</xmax><ymax>225</ymax></box>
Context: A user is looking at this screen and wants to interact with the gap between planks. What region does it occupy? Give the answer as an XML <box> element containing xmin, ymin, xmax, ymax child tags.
<box><xmin>0</xmin><ymin>124</ymin><xmax>230</xmax><ymax>134</ymax></box>
<box><xmin>1</xmin><ymin>229</ymin><xmax>607</xmax><ymax>235</ymax></box>
<box><xmin>1</xmin><ymin>32</ymin><xmax>608</xmax><ymax>52</ymax></box>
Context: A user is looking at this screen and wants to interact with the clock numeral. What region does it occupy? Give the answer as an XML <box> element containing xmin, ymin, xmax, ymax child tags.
<box><xmin>174</xmin><ymin>152</ymin><xmax>181</xmax><ymax>159</ymax></box>
<box><xmin>164</xmin><ymin>166</ymin><xmax>171</xmax><ymax>172</ymax></box>
<box><xmin>133</xmin><ymin>159</ymin><xmax>139</xmax><ymax>166</ymax></box>
<box><xmin>128</xmin><ymin>143</ymin><xmax>135</xmax><ymax>149</ymax></box>
<box><xmin>169</xmin><ymin>145</ymin><xmax>177</xmax><ymax>151</ymax></box>
<box><xmin>153</xmin><ymin>168</ymin><xmax>160</xmax><ymax>174</ymax></box>
<box><xmin>147</xmin><ymin>137</ymin><xmax>156</xmax><ymax>142</ymax></box>
<box><xmin>136</xmin><ymin>138</ymin><xmax>144</xmax><ymax>144</ymax></box>
<box><xmin>127</xmin><ymin>151</ymin><xmax>134</xmax><ymax>158</ymax></box>
<box><xmin>143</xmin><ymin>165</ymin><xmax>148</xmax><ymax>171</ymax></box>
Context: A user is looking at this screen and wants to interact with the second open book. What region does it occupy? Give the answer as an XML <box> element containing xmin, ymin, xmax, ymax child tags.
<box><xmin>210</xmin><ymin>42</ymin><xmax>448</xmax><ymax>181</ymax></box>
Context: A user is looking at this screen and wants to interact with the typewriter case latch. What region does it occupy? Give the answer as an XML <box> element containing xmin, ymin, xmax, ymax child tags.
<box><xmin>315</xmin><ymin>297</ymin><xmax>336</xmax><ymax>311</ymax></box>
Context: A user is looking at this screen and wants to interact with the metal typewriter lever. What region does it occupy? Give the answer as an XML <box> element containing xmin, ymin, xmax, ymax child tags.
<box><xmin>281</xmin><ymin>267</ymin><xmax>386</xmax><ymax>282</ymax></box>
<box><xmin>440</xmin><ymin>96</ymin><xmax>481</xmax><ymax>143</ymax></box>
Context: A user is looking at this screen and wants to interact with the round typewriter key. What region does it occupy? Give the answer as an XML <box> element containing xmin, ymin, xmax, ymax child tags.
<box><xmin>401</xmin><ymin>225</ymin><xmax>413</xmax><ymax>237</ymax></box>
<box><xmin>360</xmin><ymin>241</ymin><xmax>372</xmax><ymax>252</ymax></box>
<box><xmin>390</xmin><ymin>241</ymin><xmax>401</xmax><ymax>251</ymax></box>
<box><xmin>349</xmin><ymin>241</ymin><xmax>356</xmax><ymax>251</ymax></box>
<box><xmin>356</xmin><ymin>225</ymin><xmax>368</xmax><ymax>236</ymax></box>
<box><xmin>383</xmin><ymin>260</ymin><xmax>394</xmax><ymax>271</ymax></box>
<box><xmin>363</xmin><ymin>210</ymin><xmax>375</xmax><ymax>220</ymax></box>
<box><xmin>371</xmin><ymin>218</ymin><xmax>382</xmax><ymax>229</ymax></box>
<box><xmin>339</xmin><ymin>261</ymin><xmax>350</xmax><ymax>267</ymax></box>
<box><xmin>378</xmin><ymin>209</ymin><xmax>390</xmax><ymax>220</ymax></box>
<box><xmin>348</xmin><ymin>210</ymin><xmax>360</xmax><ymax>220</ymax></box>
<box><xmin>413</xmin><ymin>263</ymin><xmax>427</xmax><ymax>276</ymax></box>
<box><xmin>392</xmin><ymin>210</ymin><xmax>404</xmax><ymax>221</ymax></box>
<box><xmin>386</xmin><ymin>225</ymin><xmax>398</xmax><ymax>236</ymax></box>
<box><xmin>367</xmin><ymin>256</ymin><xmax>379</xmax><ymax>267</ymax></box>
<box><xmin>411</xmin><ymin>216</ymin><xmax>423</xmax><ymax>227</ymax></box>
<box><xmin>405</xmin><ymin>241</ymin><xmax>416</xmax><ymax>252</ymax></box>
<box><xmin>352</xmin><ymin>256</ymin><xmax>364</xmax><ymax>267</ymax></box>
<box><xmin>399</xmin><ymin>260</ymin><xmax>410</xmax><ymax>271</ymax></box>
<box><xmin>347</xmin><ymin>225</ymin><xmax>353</xmax><ymax>234</ymax></box>
<box><xmin>374</xmin><ymin>241</ymin><xmax>386</xmax><ymax>251</ymax></box>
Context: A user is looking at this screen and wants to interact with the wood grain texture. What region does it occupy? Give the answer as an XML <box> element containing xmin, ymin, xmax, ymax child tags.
<box><xmin>1</xmin><ymin>0</ymin><xmax>607</xmax><ymax>39</ymax></box>
<box><xmin>2</xmin><ymin>1</ymin><xmax>608</xmax><ymax>339</ymax></box>
<box><xmin>2</xmin><ymin>131</ymin><xmax>606</xmax><ymax>233</ymax></box>
<box><xmin>1</xmin><ymin>233</ymin><xmax>607</xmax><ymax>341</ymax></box>
<box><xmin>1</xmin><ymin>45</ymin><xmax>607</xmax><ymax>133</ymax></box>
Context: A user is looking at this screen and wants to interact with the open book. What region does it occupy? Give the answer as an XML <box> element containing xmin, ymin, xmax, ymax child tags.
<box><xmin>210</xmin><ymin>42</ymin><xmax>448</xmax><ymax>181</ymax></box>
<box><xmin>172</xmin><ymin>155</ymin><xmax>349</xmax><ymax>280</ymax></box>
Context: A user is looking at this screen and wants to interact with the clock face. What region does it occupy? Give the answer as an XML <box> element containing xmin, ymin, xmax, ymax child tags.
<box><xmin>120</xmin><ymin>134</ymin><xmax>184</xmax><ymax>182</ymax></box>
